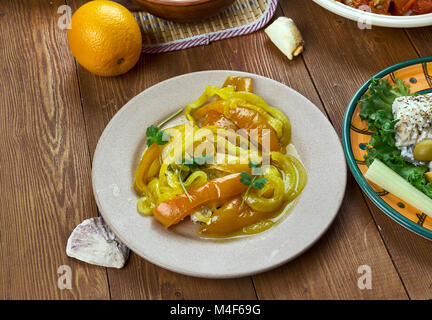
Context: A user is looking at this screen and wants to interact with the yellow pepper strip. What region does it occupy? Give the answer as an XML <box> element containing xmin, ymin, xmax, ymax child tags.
<box><xmin>195</xmin><ymin>101</ymin><xmax>281</xmax><ymax>152</ymax></box>
<box><xmin>200</xmin><ymin>197</ymin><xmax>270</xmax><ymax>236</ymax></box>
<box><xmin>245</xmin><ymin>174</ymin><xmax>286</xmax><ymax>212</ymax></box>
<box><xmin>137</xmin><ymin>196</ymin><xmax>154</xmax><ymax>216</ymax></box>
<box><xmin>134</xmin><ymin>143</ymin><xmax>161</xmax><ymax>195</ymax></box>
<box><xmin>158</xmin><ymin>124</ymin><xmax>195</xmax><ymax>186</ymax></box>
<box><xmin>137</xmin><ymin>178</ymin><xmax>168</xmax><ymax>216</ymax></box>
<box><xmin>160</xmin><ymin>124</ymin><xmax>190</xmax><ymax>163</ymax></box>
<box><xmin>153</xmin><ymin>173</ymin><xmax>247</xmax><ymax>228</ymax></box>
<box><xmin>285</xmin><ymin>155</ymin><xmax>307</xmax><ymax>201</ymax></box>
<box><xmin>212</xmin><ymin>132</ymin><xmax>261</xmax><ymax>162</ymax></box>
<box><xmin>244</xmin><ymin>153</ymin><xmax>306</xmax><ymax>213</ymax></box>
<box><xmin>185</xmin><ymin>86</ymin><xmax>235</xmax><ymax>122</ymax></box>
<box><xmin>165</xmin><ymin>169</ymin><xmax>182</xmax><ymax>190</ymax></box>
<box><xmin>186</xmin><ymin>124</ymin><xmax>261</xmax><ymax>168</ymax></box>
<box><xmin>205</xmin><ymin>125</ymin><xmax>258</xmax><ymax>152</ymax></box>
<box><xmin>228</xmin><ymin>99</ymin><xmax>284</xmax><ymax>139</ymax></box>
<box><xmin>184</xmin><ymin>170</ymin><xmax>208</xmax><ymax>189</ymax></box>
<box><xmin>210</xmin><ymin>76</ymin><xmax>254</xmax><ymax>118</ymax></box>
<box><xmin>271</xmin><ymin>151</ymin><xmax>307</xmax><ymax>201</ymax></box>
<box><xmin>202</xmin><ymin>110</ymin><xmax>238</xmax><ymax>130</ymax></box>
<box><xmin>230</xmin><ymin>91</ymin><xmax>291</xmax><ymax>147</ymax></box>
<box><xmin>147</xmin><ymin>159</ymin><xmax>161</xmax><ymax>180</ymax></box>
<box><xmin>222</xmin><ymin>76</ymin><xmax>254</xmax><ymax>92</ymax></box>
<box><xmin>185</xmin><ymin>83</ymin><xmax>290</xmax><ymax>149</ymax></box>
<box><xmin>270</xmin><ymin>151</ymin><xmax>297</xmax><ymax>198</ymax></box>
<box><xmin>146</xmin><ymin>170</ymin><xmax>208</xmax><ymax>209</ymax></box>
<box><xmin>208</xmin><ymin>162</ymin><xmax>251</xmax><ymax>174</ymax></box>
<box><xmin>158</xmin><ymin>123</ymin><xmax>261</xmax><ymax>192</ymax></box>
<box><xmin>158</xmin><ymin>185</ymin><xmax>182</xmax><ymax>202</ymax></box>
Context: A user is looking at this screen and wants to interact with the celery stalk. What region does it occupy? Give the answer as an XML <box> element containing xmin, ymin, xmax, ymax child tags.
<box><xmin>365</xmin><ymin>159</ymin><xmax>432</xmax><ymax>217</ymax></box>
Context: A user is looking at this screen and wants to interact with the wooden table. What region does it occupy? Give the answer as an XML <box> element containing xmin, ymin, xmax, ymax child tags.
<box><xmin>1</xmin><ymin>0</ymin><xmax>432</xmax><ymax>300</ymax></box>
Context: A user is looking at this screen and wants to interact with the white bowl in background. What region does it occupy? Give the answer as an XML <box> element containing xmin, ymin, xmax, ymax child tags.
<box><xmin>313</xmin><ymin>0</ymin><xmax>432</xmax><ymax>28</ymax></box>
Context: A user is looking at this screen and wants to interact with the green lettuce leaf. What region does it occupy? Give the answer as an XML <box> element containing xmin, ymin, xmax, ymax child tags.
<box><xmin>360</xmin><ymin>78</ymin><xmax>432</xmax><ymax>199</ymax></box>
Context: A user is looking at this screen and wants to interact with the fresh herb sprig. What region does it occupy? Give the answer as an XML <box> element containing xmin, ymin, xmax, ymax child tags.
<box><xmin>145</xmin><ymin>107</ymin><xmax>183</xmax><ymax>147</ymax></box>
<box><xmin>240</xmin><ymin>161</ymin><xmax>267</xmax><ymax>208</ymax></box>
<box><xmin>146</xmin><ymin>125</ymin><xmax>170</xmax><ymax>147</ymax></box>
<box><xmin>179</xmin><ymin>155</ymin><xmax>213</xmax><ymax>202</ymax></box>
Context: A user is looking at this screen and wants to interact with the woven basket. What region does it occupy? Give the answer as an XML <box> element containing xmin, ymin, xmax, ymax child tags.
<box><xmin>129</xmin><ymin>0</ymin><xmax>278</xmax><ymax>53</ymax></box>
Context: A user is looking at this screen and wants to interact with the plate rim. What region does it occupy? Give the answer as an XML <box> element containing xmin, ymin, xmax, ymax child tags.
<box><xmin>312</xmin><ymin>0</ymin><xmax>432</xmax><ymax>28</ymax></box>
<box><xmin>342</xmin><ymin>56</ymin><xmax>432</xmax><ymax>241</ymax></box>
<box><xmin>92</xmin><ymin>70</ymin><xmax>347</xmax><ymax>278</ymax></box>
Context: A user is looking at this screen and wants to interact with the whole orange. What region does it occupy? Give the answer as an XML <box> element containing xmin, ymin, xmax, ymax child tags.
<box><xmin>67</xmin><ymin>1</ymin><xmax>142</xmax><ymax>77</ymax></box>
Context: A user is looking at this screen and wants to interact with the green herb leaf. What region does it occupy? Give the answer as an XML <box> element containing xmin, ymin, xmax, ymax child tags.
<box><xmin>146</xmin><ymin>124</ymin><xmax>158</xmax><ymax>137</ymax></box>
<box><xmin>240</xmin><ymin>162</ymin><xmax>268</xmax><ymax>208</ymax></box>
<box><xmin>252</xmin><ymin>177</ymin><xmax>268</xmax><ymax>190</ymax></box>
<box><xmin>240</xmin><ymin>171</ymin><xmax>252</xmax><ymax>186</ymax></box>
<box><xmin>394</xmin><ymin>78</ymin><xmax>411</xmax><ymax>97</ymax></box>
<box><xmin>360</xmin><ymin>77</ymin><xmax>432</xmax><ymax>199</ymax></box>
<box><xmin>145</xmin><ymin>108</ymin><xmax>184</xmax><ymax>147</ymax></box>
<box><xmin>146</xmin><ymin>124</ymin><xmax>170</xmax><ymax>147</ymax></box>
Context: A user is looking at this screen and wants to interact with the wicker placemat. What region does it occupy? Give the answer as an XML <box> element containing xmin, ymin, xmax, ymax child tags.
<box><xmin>128</xmin><ymin>0</ymin><xmax>278</xmax><ymax>53</ymax></box>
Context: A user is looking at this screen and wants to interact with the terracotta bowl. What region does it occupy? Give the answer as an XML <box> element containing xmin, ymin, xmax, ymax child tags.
<box><xmin>133</xmin><ymin>0</ymin><xmax>235</xmax><ymax>22</ymax></box>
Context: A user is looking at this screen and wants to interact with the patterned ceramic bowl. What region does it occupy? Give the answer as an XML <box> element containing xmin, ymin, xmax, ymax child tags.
<box><xmin>342</xmin><ymin>57</ymin><xmax>432</xmax><ymax>240</ymax></box>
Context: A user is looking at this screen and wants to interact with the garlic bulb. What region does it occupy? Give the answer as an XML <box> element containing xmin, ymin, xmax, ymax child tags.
<box><xmin>265</xmin><ymin>17</ymin><xmax>304</xmax><ymax>60</ymax></box>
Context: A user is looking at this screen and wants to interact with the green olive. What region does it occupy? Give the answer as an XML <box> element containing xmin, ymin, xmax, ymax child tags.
<box><xmin>413</xmin><ymin>139</ymin><xmax>432</xmax><ymax>162</ymax></box>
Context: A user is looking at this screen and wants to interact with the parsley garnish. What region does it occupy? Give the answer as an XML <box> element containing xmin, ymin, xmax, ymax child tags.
<box><xmin>145</xmin><ymin>107</ymin><xmax>183</xmax><ymax>147</ymax></box>
<box><xmin>146</xmin><ymin>125</ymin><xmax>170</xmax><ymax>147</ymax></box>
<box><xmin>240</xmin><ymin>161</ymin><xmax>267</xmax><ymax>207</ymax></box>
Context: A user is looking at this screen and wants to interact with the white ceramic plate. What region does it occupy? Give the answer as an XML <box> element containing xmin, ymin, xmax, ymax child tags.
<box><xmin>92</xmin><ymin>70</ymin><xmax>347</xmax><ymax>278</ymax></box>
<box><xmin>313</xmin><ymin>0</ymin><xmax>432</xmax><ymax>28</ymax></box>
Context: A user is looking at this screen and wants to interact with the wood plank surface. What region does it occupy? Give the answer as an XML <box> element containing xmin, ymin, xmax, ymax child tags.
<box><xmin>70</xmin><ymin>0</ymin><xmax>406</xmax><ymax>299</ymax></box>
<box><xmin>1</xmin><ymin>0</ymin><xmax>431</xmax><ymax>299</ymax></box>
<box><xmin>406</xmin><ymin>28</ymin><xmax>432</xmax><ymax>56</ymax></box>
<box><xmin>65</xmin><ymin>0</ymin><xmax>258</xmax><ymax>301</ymax></box>
<box><xmin>279</xmin><ymin>0</ymin><xmax>432</xmax><ymax>299</ymax></box>
<box><xmin>0</xmin><ymin>0</ymin><xmax>109</xmax><ymax>299</ymax></box>
<box><xmin>232</xmin><ymin>7</ymin><xmax>407</xmax><ymax>299</ymax></box>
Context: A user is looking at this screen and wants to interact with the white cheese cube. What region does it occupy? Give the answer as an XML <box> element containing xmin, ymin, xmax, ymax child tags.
<box><xmin>392</xmin><ymin>93</ymin><xmax>432</xmax><ymax>148</ymax></box>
